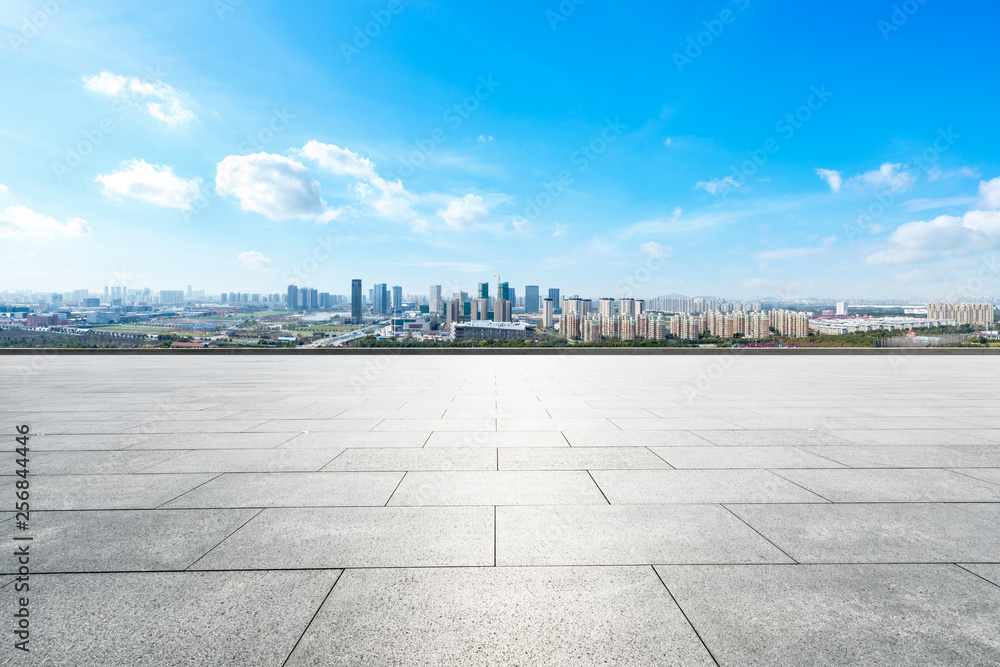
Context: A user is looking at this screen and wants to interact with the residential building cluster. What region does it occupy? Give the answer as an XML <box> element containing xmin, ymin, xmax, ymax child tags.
<box><xmin>669</xmin><ymin>310</ymin><xmax>809</xmax><ymax>340</ymax></box>
<box><xmin>927</xmin><ymin>302</ymin><xmax>994</xmax><ymax>327</ymax></box>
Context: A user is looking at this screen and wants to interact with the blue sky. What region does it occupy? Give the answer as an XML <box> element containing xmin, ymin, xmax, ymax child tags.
<box><xmin>2</xmin><ymin>0</ymin><xmax>999</xmax><ymax>301</ymax></box>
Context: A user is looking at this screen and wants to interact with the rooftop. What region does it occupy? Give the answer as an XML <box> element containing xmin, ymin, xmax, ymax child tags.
<box><xmin>3</xmin><ymin>353</ymin><xmax>1000</xmax><ymax>664</ymax></box>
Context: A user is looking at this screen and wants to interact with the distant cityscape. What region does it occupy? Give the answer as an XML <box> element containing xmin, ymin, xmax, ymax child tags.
<box><xmin>1</xmin><ymin>279</ymin><xmax>997</xmax><ymax>348</ymax></box>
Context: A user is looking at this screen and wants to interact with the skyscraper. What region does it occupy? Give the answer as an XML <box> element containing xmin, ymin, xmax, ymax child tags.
<box><xmin>598</xmin><ymin>298</ymin><xmax>615</xmax><ymax>319</ymax></box>
<box><xmin>392</xmin><ymin>286</ymin><xmax>403</xmax><ymax>313</ymax></box>
<box><xmin>548</xmin><ymin>288</ymin><xmax>560</xmax><ymax>313</ymax></box>
<box><xmin>525</xmin><ymin>285</ymin><xmax>540</xmax><ymax>313</ymax></box>
<box><xmin>498</xmin><ymin>282</ymin><xmax>510</xmax><ymax>301</ymax></box>
<box><xmin>494</xmin><ymin>298</ymin><xmax>512</xmax><ymax>323</ymax></box>
<box><xmin>477</xmin><ymin>283</ymin><xmax>489</xmax><ymax>299</ymax></box>
<box><xmin>286</xmin><ymin>285</ymin><xmax>299</xmax><ymax>311</ymax></box>
<box><xmin>373</xmin><ymin>283</ymin><xmax>389</xmax><ymax>315</ymax></box>
<box><xmin>429</xmin><ymin>285</ymin><xmax>442</xmax><ymax>313</ymax></box>
<box><xmin>351</xmin><ymin>279</ymin><xmax>362</xmax><ymax>323</ymax></box>
<box><xmin>543</xmin><ymin>298</ymin><xmax>554</xmax><ymax>328</ymax></box>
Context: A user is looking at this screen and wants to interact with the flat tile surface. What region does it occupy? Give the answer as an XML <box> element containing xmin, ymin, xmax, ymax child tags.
<box><xmin>657</xmin><ymin>564</ymin><xmax>1000</xmax><ymax>666</ymax></box>
<box><xmin>163</xmin><ymin>472</ymin><xmax>404</xmax><ymax>508</ymax></box>
<box><xmin>591</xmin><ymin>469</ymin><xmax>828</xmax><ymax>504</ymax></box>
<box><xmin>496</xmin><ymin>505</ymin><xmax>793</xmax><ymax>565</ymax></box>
<box><xmin>730</xmin><ymin>503</ymin><xmax>1000</xmax><ymax>563</ymax></box>
<box><xmin>193</xmin><ymin>506</ymin><xmax>494</xmax><ymax>569</ymax></box>
<box><xmin>388</xmin><ymin>471</ymin><xmax>608</xmax><ymax>506</ymax></box>
<box><xmin>285</xmin><ymin>567</ymin><xmax>714</xmax><ymax>667</ymax></box>
<box><xmin>3</xmin><ymin>571</ymin><xmax>339</xmax><ymax>666</ymax></box>
<box><xmin>5</xmin><ymin>354</ymin><xmax>1000</xmax><ymax>664</ymax></box>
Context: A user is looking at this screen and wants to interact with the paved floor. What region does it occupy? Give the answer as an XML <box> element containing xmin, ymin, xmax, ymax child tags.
<box><xmin>2</xmin><ymin>354</ymin><xmax>1000</xmax><ymax>665</ymax></box>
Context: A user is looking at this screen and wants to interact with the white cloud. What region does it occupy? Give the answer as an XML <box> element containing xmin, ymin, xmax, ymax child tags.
<box><xmin>867</xmin><ymin>209</ymin><xmax>1000</xmax><ymax>265</ymax></box>
<box><xmin>0</xmin><ymin>184</ymin><xmax>8</xmax><ymax>194</ymax></box>
<box><xmin>639</xmin><ymin>241</ymin><xmax>672</xmax><ymax>259</ymax></box>
<box><xmin>299</xmin><ymin>140</ymin><xmax>418</xmax><ymax>223</ymax></box>
<box><xmin>511</xmin><ymin>218</ymin><xmax>529</xmax><ymax>234</ymax></box>
<box><xmin>848</xmin><ymin>163</ymin><xmax>916</xmax><ymax>193</ymax></box>
<box><xmin>237</xmin><ymin>250</ymin><xmax>271</xmax><ymax>270</ymax></box>
<box><xmin>694</xmin><ymin>176</ymin><xmax>743</xmax><ymax>196</ymax></box>
<box><xmin>477</xmin><ymin>134</ymin><xmax>494</xmax><ymax>143</ymax></box>
<box><xmin>216</xmin><ymin>152</ymin><xmax>331</xmax><ymax>221</ymax></box>
<box><xmin>927</xmin><ymin>165</ymin><xmax>979</xmax><ymax>181</ymax></box>
<box><xmin>83</xmin><ymin>72</ymin><xmax>195</xmax><ymax>127</ymax></box>
<box><xmin>96</xmin><ymin>159</ymin><xmax>201</xmax><ymax>210</ymax></box>
<box><xmin>437</xmin><ymin>193</ymin><xmax>489</xmax><ymax>230</ymax></box>
<box><xmin>978</xmin><ymin>176</ymin><xmax>1000</xmax><ymax>209</ymax></box>
<box><xmin>816</xmin><ymin>168</ymin><xmax>842</xmax><ymax>192</ymax></box>
<box><xmin>0</xmin><ymin>205</ymin><xmax>90</xmax><ymax>240</ymax></box>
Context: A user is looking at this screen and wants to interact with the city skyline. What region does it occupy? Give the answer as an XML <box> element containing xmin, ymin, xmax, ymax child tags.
<box><xmin>2</xmin><ymin>2</ymin><xmax>1000</xmax><ymax>300</ymax></box>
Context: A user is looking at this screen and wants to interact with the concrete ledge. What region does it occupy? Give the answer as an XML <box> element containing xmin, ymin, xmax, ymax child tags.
<box><xmin>0</xmin><ymin>347</ymin><xmax>996</xmax><ymax>355</ymax></box>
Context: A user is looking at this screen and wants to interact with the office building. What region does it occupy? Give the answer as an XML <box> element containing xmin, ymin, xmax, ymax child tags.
<box><xmin>392</xmin><ymin>286</ymin><xmax>403</xmax><ymax>313</ymax></box>
<box><xmin>159</xmin><ymin>290</ymin><xmax>185</xmax><ymax>305</ymax></box>
<box><xmin>525</xmin><ymin>285</ymin><xmax>540</xmax><ymax>313</ymax></box>
<box><xmin>351</xmin><ymin>279</ymin><xmax>363</xmax><ymax>323</ymax></box>
<box><xmin>454</xmin><ymin>321</ymin><xmax>536</xmax><ymax>341</ymax></box>
<box><xmin>372</xmin><ymin>283</ymin><xmax>389</xmax><ymax>315</ymax></box>
<box><xmin>429</xmin><ymin>285</ymin><xmax>442</xmax><ymax>314</ymax></box>
<box><xmin>548</xmin><ymin>288</ymin><xmax>560</xmax><ymax>313</ymax></box>
<box><xmin>542</xmin><ymin>298</ymin><xmax>554</xmax><ymax>328</ymax></box>
<box><xmin>477</xmin><ymin>283</ymin><xmax>489</xmax><ymax>300</ymax></box>
<box><xmin>287</xmin><ymin>285</ymin><xmax>299</xmax><ymax>311</ymax></box>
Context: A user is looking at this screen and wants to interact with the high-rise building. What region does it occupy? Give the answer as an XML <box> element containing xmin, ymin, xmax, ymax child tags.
<box><xmin>372</xmin><ymin>283</ymin><xmax>389</xmax><ymax>315</ymax></box>
<box><xmin>927</xmin><ymin>302</ymin><xmax>994</xmax><ymax>327</ymax></box>
<box><xmin>548</xmin><ymin>288</ymin><xmax>561</xmax><ymax>313</ymax></box>
<box><xmin>429</xmin><ymin>285</ymin><xmax>442</xmax><ymax>313</ymax></box>
<box><xmin>835</xmin><ymin>300</ymin><xmax>849</xmax><ymax>316</ymax></box>
<box><xmin>494</xmin><ymin>298</ymin><xmax>512</xmax><ymax>323</ymax></box>
<box><xmin>287</xmin><ymin>285</ymin><xmax>299</xmax><ymax>311</ymax></box>
<box><xmin>159</xmin><ymin>290</ymin><xmax>185</xmax><ymax>305</ymax></box>
<box><xmin>543</xmin><ymin>298</ymin><xmax>554</xmax><ymax>328</ymax></box>
<box><xmin>598</xmin><ymin>298</ymin><xmax>615</xmax><ymax>319</ymax></box>
<box><xmin>525</xmin><ymin>286</ymin><xmax>540</xmax><ymax>313</ymax></box>
<box><xmin>351</xmin><ymin>279</ymin><xmax>362</xmax><ymax>323</ymax></box>
<box><xmin>477</xmin><ymin>283</ymin><xmax>489</xmax><ymax>300</ymax></box>
<box><xmin>392</xmin><ymin>286</ymin><xmax>403</xmax><ymax>313</ymax></box>
<box><xmin>619</xmin><ymin>298</ymin><xmax>642</xmax><ymax>318</ymax></box>
<box><xmin>498</xmin><ymin>282</ymin><xmax>510</xmax><ymax>301</ymax></box>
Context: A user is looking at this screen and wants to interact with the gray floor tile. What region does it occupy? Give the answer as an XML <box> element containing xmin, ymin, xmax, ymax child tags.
<box><xmin>322</xmin><ymin>448</ymin><xmax>497</xmax><ymax>471</ymax></box>
<box><xmin>285</xmin><ymin>567</ymin><xmax>714</xmax><ymax>667</ymax></box>
<box><xmin>247</xmin><ymin>419</ymin><xmax>381</xmax><ymax>432</ymax></box>
<box><xmin>29</xmin><ymin>473</ymin><xmax>216</xmax><ymax>510</ymax></box>
<box><xmin>497</xmin><ymin>505</ymin><xmax>793</xmax><ymax>566</ymax></box>
<box><xmin>563</xmin><ymin>430</ymin><xmax>711</xmax><ymax>447</ymax></box>
<box><xmin>499</xmin><ymin>446</ymin><xmax>672</xmax><ymax>470</ymax></box>
<box><xmin>374</xmin><ymin>418</ymin><xmax>494</xmax><ymax>432</ymax></box>
<box><xmin>127</xmin><ymin>433</ymin><xmax>299</xmax><ymax>449</ymax></box>
<box><xmin>954</xmin><ymin>503</ymin><xmax>1000</xmax><ymax>523</ymax></box>
<box><xmin>0</xmin><ymin>449</ymin><xmax>185</xmax><ymax>474</ymax></box>
<box><xmin>24</xmin><ymin>509</ymin><xmax>258</xmax><ymax>572</ymax></box>
<box><xmin>425</xmin><ymin>431</ymin><xmax>567</xmax><ymax>447</ymax></box>
<box><xmin>774</xmin><ymin>468</ymin><xmax>1000</xmax><ymax>502</ymax></box>
<box><xmin>651</xmin><ymin>446</ymin><xmax>842</xmax><ymax>469</ymax></box>
<box><xmin>802</xmin><ymin>445</ymin><xmax>998</xmax><ymax>468</ymax></box>
<box><xmin>951</xmin><ymin>468</ymin><xmax>1000</xmax><ymax>486</ymax></box>
<box><xmin>612</xmin><ymin>418</ymin><xmax>740</xmax><ymax>431</ymax></box>
<box><xmin>827</xmin><ymin>430</ymin><xmax>994</xmax><ymax>446</ymax></box>
<box><xmin>193</xmin><ymin>506</ymin><xmax>493</xmax><ymax>569</ymax></box>
<box><xmin>690</xmin><ymin>430</ymin><xmax>851</xmax><ymax>447</ymax></box>
<box><xmin>657</xmin><ymin>564</ymin><xmax>1000</xmax><ymax>666</ymax></box>
<box><xmin>960</xmin><ymin>563</ymin><xmax>1000</xmax><ymax>587</ymax></box>
<box><xmin>15</xmin><ymin>571</ymin><xmax>338</xmax><ymax>665</ymax></box>
<box><xmin>143</xmin><ymin>448</ymin><xmax>345</xmax><ymax>473</ymax></box>
<box><xmin>163</xmin><ymin>471</ymin><xmax>403</xmax><ymax>508</ymax></box>
<box><xmin>389</xmin><ymin>471</ymin><xmax>607</xmax><ymax>506</ymax></box>
<box><xmin>731</xmin><ymin>503</ymin><xmax>1000</xmax><ymax>563</ymax></box>
<box><xmin>121</xmin><ymin>420</ymin><xmax>269</xmax><ymax>433</ymax></box>
<box><xmin>278</xmin><ymin>431</ymin><xmax>431</xmax><ymax>448</ymax></box>
<box><xmin>591</xmin><ymin>469</ymin><xmax>827</xmax><ymax>504</ymax></box>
